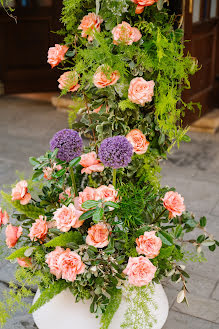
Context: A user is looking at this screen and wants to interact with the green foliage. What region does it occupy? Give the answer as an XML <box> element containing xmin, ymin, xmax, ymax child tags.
<box><xmin>44</xmin><ymin>231</ymin><xmax>83</xmax><ymax>248</ymax></box>
<box><xmin>100</xmin><ymin>288</ymin><xmax>122</xmax><ymax>329</ymax></box>
<box><xmin>6</xmin><ymin>246</ymin><xmax>29</xmax><ymax>260</ymax></box>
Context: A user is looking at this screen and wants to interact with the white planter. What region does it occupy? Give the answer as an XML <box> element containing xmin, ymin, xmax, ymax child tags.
<box><xmin>33</xmin><ymin>283</ymin><xmax>169</xmax><ymax>329</ymax></box>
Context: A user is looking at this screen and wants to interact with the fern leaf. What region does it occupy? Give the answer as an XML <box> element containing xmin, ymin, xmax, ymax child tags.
<box><xmin>6</xmin><ymin>246</ymin><xmax>29</xmax><ymax>261</ymax></box>
<box><xmin>29</xmin><ymin>280</ymin><xmax>69</xmax><ymax>313</ymax></box>
<box><xmin>100</xmin><ymin>288</ymin><xmax>122</xmax><ymax>329</ymax></box>
<box><xmin>119</xmin><ymin>100</ymin><xmax>138</xmax><ymax>111</ymax></box>
<box><xmin>44</xmin><ymin>231</ymin><xmax>83</xmax><ymax>248</ymax></box>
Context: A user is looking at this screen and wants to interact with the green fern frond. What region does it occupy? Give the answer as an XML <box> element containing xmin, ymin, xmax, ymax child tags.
<box><xmin>44</xmin><ymin>231</ymin><xmax>83</xmax><ymax>248</ymax></box>
<box><xmin>6</xmin><ymin>246</ymin><xmax>29</xmax><ymax>261</ymax></box>
<box><xmin>100</xmin><ymin>288</ymin><xmax>122</xmax><ymax>329</ymax></box>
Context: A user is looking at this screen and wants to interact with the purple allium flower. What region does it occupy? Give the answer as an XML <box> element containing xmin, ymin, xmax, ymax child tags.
<box><xmin>50</xmin><ymin>129</ymin><xmax>83</xmax><ymax>162</ymax></box>
<box><xmin>98</xmin><ymin>136</ymin><xmax>133</xmax><ymax>169</ymax></box>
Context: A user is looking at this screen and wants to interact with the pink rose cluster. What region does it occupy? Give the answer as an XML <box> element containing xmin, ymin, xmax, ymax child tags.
<box><xmin>29</xmin><ymin>216</ymin><xmax>48</xmax><ymax>242</ymax></box>
<box><xmin>78</xmin><ymin>12</ymin><xmax>103</xmax><ymax>42</ymax></box>
<box><xmin>128</xmin><ymin>78</ymin><xmax>155</xmax><ymax>106</ymax></box>
<box><xmin>86</xmin><ymin>223</ymin><xmax>110</xmax><ymax>248</ymax></box>
<box><xmin>162</xmin><ymin>191</ymin><xmax>186</xmax><ymax>219</ymax></box>
<box><xmin>0</xmin><ymin>208</ymin><xmax>9</xmax><ymax>227</ymax></box>
<box><xmin>136</xmin><ymin>231</ymin><xmax>162</xmax><ymax>258</ymax></box>
<box><xmin>79</xmin><ymin>151</ymin><xmax>104</xmax><ymax>174</ymax></box>
<box><xmin>58</xmin><ymin>71</ymin><xmax>80</xmax><ymax>93</ymax></box>
<box><xmin>46</xmin><ymin>247</ymin><xmax>85</xmax><ymax>282</ymax></box>
<box><xmin>126</xmin><ymin>129</ymin><xmax>149</xmax><ymax>155</ymax></box>
<box><xmin>131</xmin><ymin>0</ymin><xmax>157</xmax><ymax>14</ymax></box>
<box><xmin>93</xmin><ymin>65</ymin><xmax>120</xmax><ymax>89</ymax></box>
<box><xmin>12</xmin><ymin>180</ymin><xmax>31</xmax><ymax>205</ymax></box>
<box><xmin>53</xmin><ymin>203</ymin><xmax>83</xmax><ymax>232</ymax></box>
<box><xmin>47</xmin><ymin>44</ymin><xmax>68</xmax><ymax>68</ymax></box>
<box><xmin>112</xmin><ymin>21</ymin><xmax>142</xmax><ymax>45</ymax></box>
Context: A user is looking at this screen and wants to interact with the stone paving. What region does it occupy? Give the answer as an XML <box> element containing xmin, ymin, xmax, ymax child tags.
<box><xmin>0</xmin><ymin>95</ymin><xmax>219</xmax><ymax>328</ymax></box>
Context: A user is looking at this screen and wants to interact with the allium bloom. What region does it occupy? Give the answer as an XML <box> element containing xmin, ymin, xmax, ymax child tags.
<box><xmin>59</xmin><ymin>187</ymin><xmax>73</xmax><ymax>202</ymax></box>
<box><xmin>58</xmin><ymin>248</ymin><xmax>85</xmax><ymax>282</ymax></box>
<box><xmin>46</xmin><ymin>246</ymin><xmax>65</xmax><ymax>279</ymax></box>
<box><xmin>78</xmin><ymin>12</ymin><xmax>103</xmax><ymax>42</ymax></box>
<box><xmin>80</xmin><ymin>152</ymin><xmax>104</xmax><ymax>174</ymax></box>
<box><xmin>162</xmin><ymin>191</ymin><xmax>186</xmax><ymax>219</ymax></box>
<box><xmin>58</xmin><ymin>71</ymin><xmax>80</xmax><ymax>93</ymax></box>
<box><xmin>128</xmin><ymin>78</ymin><xmax>155</xmax><ymax>106</ymax></box>
<box><xmin>11</xmin><ymin>180</ymin><xmax>31</xmax><ymax>205</ymax></box>
<box><xmin>99</xmin><ymin>136</ymin><xmax>133</xmax><ymax>169</ymax></box>
<box><xmin>131</xmin><ymin>0</ymin><xmax>157</xmax><ymax>14</ymax></box>
<box><xmin>93</xmin><ymin>65</ymin><xmax>120</xmax><ymax>88</ymax></box>
<box><xmin>126</xmin><ymin>129</ymin><xmax>149</xmax><ymax>155</ymax></box>
<box><xmin>0</xmin><ymin>208</ymin><xmax>9</xmax><ymax>227</ymax></box>
<box><xmin>29</xmin><ymin>216</ymin><xmax>48</xmax><ymax>242</ymax></box>
<box><xmin>5</xmin><ymin>224</ymin><xmax>22</xmax><ymax>248</ymax></box>
<box><xmin>95</xmin><ymin>185</ymin><xmax>118</xmax><ymax>203</ymax></box>
<box><xmin>17</xmin><ymin>257</ymin><xmax>32</xmax><ymax>268</ymax></box>
<box><xmin>112</xmin><ymin>21</ymin><xmax>142</xmax><ymax>45</ymax></box>
<box><xmin>86</xmin><ymin>223</ymin><xmax>110</xmax><ymax>248</ymax></box>
<box><xmin>74</xmin><ymin>186</ymin><xmax>97</xmax><ymax>211</ymax></box>
<box><xmin>123</xmin><ymin>256</ymin><xmax>156</xmax><ymax>287</ymax></box>
<box><xmin>136</xmin><ymin>231</ymin><xmax>162</xmax><ymax>258</ymax></box>
<box><xmin>53</xmin><ymin>204</ymin><xmax>83</xmax><ymax>232</ymax></box>
<box><xmin>50</xmin><ymin>129</ymin><xmax>83</xmax><ymax>162</ymax></box>
<box><xmin>47</xmin><ymin>44</ymin><xmax>68</xmax><ymax>68</ymax></box>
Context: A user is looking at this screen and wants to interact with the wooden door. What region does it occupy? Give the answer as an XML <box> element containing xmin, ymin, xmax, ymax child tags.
<box><xmin>183</xmin><ymin>0</ymin><xmax>219</xmax><ymax>124</ymax></box>
<box><xmin>0</xmin><ymin>0</ymin><xmax>62</xmax><ymax>94</ymax></box>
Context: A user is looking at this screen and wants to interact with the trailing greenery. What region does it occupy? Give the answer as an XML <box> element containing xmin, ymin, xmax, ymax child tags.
<box><xmin>100</xmin><ymin>288</ymin><xmax>123</xmax><ymax>329</ymax></box>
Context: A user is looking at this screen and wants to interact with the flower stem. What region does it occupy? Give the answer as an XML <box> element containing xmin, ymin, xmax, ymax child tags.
<box><xmin>151</xmin><ymin>209</ymin><xmax>166</xmax><ymax>224</ymax></box>
<box><xmin>70</xmin><ymin>167</ymin><xmax>78</xmax><ymax>197</ymax></box>
<box><xmin>113</xmin><ymin>169</ymin><xmax>117</xmax><ymax>188</ymax></box>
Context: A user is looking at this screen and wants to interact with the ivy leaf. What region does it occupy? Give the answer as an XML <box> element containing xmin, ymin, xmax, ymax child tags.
<box><xmin>197</xmin><ymin>235</ymin><xmax>205</xmax><ymax>243</ymax></box>
<box><xmin>157</xmin><ymin>231</ymin><xmax>173</xmax><ymax>246</ymax></box>
<box><xmin>82</xmin><ymin>200</ymin><xmax>99</xmax><ymax>209</ymax></box>
<box><xmin>93</xmin><ymin>207</ymin><xmax>104</xmax><ymax>223</ymax></box>
<box><xmin>69</xmin><ymin>157</ymin><xmax>81</xmax><ymax>168</ymax></box>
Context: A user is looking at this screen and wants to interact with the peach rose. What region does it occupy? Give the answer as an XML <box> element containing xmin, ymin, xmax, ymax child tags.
<box><xmin>53</xmin><ymin>204</ymin><xmax>83</xmax><ymax>232</ymax></box>
<box><xmin>5</xmin><ymin>224</ymin><xmax>23</xmax><ymax>248</ymax></box>
<box><xmin>58</xmin><ymin>71</ymin><xmax>80</xmax><ymax>92</ymax></box>
<box><xmin>59</xmin><ymin>187</ymin><xmax>73</xmax><ymax>202</ymax></box>
<box><xmin>11</xmin><ymin>180</ymin><xmax>31</xmax><ymax>205</ymax></box>
<box><xmin>78</xmin><ymin>13</ymin><xmax>103</xmax><ymax>42</ymax></box>
<box><xmin>123</xmin><ymin>256</ymin><xmax>156</xmax><ymax>286</ymax></box>
<box><xmin>162</xmin><ymin>191</ymin><xmax>186</xmax><ymax>219</ymax></box>
<box><xmin>93</xmin><ymin>65</ymin><xmax>120</xmax><ymax>88</ymax></box>
<box><xmin>0</xmin><ymin>208</ymin><xmax>9</xmax><ymax>226</ymax></box>
<box><xmin>80</xmin><ymin>152</ymin><xmax>104</xmax><ymax>175</ymax></box>
<box><xmin>126</xmin><ymin>129</ymin><xmax>149</xmax><ymax>155</ymax></box>
<box><xmin>58</xmin><ymin>248</ymin><xmax>85</xmax><ymax>282</ymax></box>
<box><xmin>29</xmin><ymin>216</ymin><xmax>48</xmax><ymax>241</ymax></box>
<box><xmin>47</xmin><ymin>44</ymin><xmax>68</xmax><ymax>68</ymax></box>
<box><xmin>17</xmin><ymin>257</ymin><xmax>32</xmax><ymax>268</ymax></box>
<box><xmin>131</xmin><ymin>0</ymin><xmax>157</xmax><ymax>14</ymax></box>
<box><xmin>136</xmin><ymin>231</ymin><xmax>162</xmax><ymax>258</ymax></box>
<box><xmin>128</xmin><ymin>78</ymin><xmax>155</xmax><ymax>106</ymax></box>
<box><xmin>112</xmin><ymin>21</ymin><xmax>142</xmax><ymax>45</ymax></box>
<box><xmin>46</xmin><ymin>247</ymin><xmax>65</xmax><ymax>279</ymax></box>
<box><xmin>74</xmin><ymin>186</ymin><xmax>97</xmax><ymax>211</ymax></box>
<box><xmin>86</xmin><ymin>223</ymin><xmax>110</xmax><ymax>248</ymax></box>
<box><xmin>95</xmin><ymin>184</ymin><xmax>118</xmax><ymax>203</ymax></box>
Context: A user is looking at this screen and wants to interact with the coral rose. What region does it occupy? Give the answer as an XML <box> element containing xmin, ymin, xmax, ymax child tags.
<box><xmin>0</xmin><ymin>208</ymin><xmax>9</xmax><ymax>226</ymax></box>
<box><xmin>59</xmin><ymin>187</ymin><xmax>73</xmax><ymax>202</ymax></box>
<box><xmin>78</xmin><ymin>13</ymin><xmax>103</xmax><ymax>42</ymax></box>
<box><xmin>17</xmin><ymin>257</ymin><xmax>32</xmax><ymax>268</ymax></box>
<box><xmin>136</xmin><ymin>231</ymin><xmax>162</xmax><ymax>258</ymax></box>
<box><xmin>29</xmin><ymin>216</ymin><xmax>48</xmax><ymax>241</ymax></box>
<box><xmin>131</xmin><ymin>0</ymin><xmax>157</xmax><ymax>14</ymax></box>
<box><xmin>11</xmin><ymin>180</ymin><xmax>31</xmax><ymax>205</ymax></box>
<box><xmin>93</xmin><ymin>65</ymin><xmax>120</xmax><ymax>88</ymax></box>
<box><xmin>128</xmin><ymin>78</ymin><xmax>155</xmax><ymax>106</ymax></box>
<box><xmin>47</xmin><ymin>44</ymin><xmax>68</xmax><ymax>68</ymax></box>
<box><xmin>112</xmin><ymin>21</ymin><xmax>142</xmax><ymax>45</ymax></box>
<box><xmin>58</xmin><ymin>249</ymin><xmax>85</xmax><ymax>282</ymax></box>
<box><xmin>80</xmin><ymin>151</ymin><xmax>104</xmax><ymax>174</ymax></box>
<box><xmin>53</xmin><ymin>204</ymin><xmax>83</xmax><ymax>232</ymax></box>
<box><xmin>46</xmin><ymin>247</ymin><xmax>65</xmax><ymax>279</ymax></box>
<box><xmin>95</xmin><ymin>185</ymin><xmax>118</xmax><ymax>203</ymax></box>
<box><xmin>5</xmin><ymin>224</ymin><xmax>23</xmax><ymax>248</ymax></box>
<box><xmin>126</xmin><ymin>129</ymin><xmax>149</xmax><ymax>155</ymax></box>
<box><xmin>162</xmin><ymin>191</ymin><xmax>186</xmax><ymax>219</ymax></box>
<box><xmin>74</xmin><ymin>186</ymin><xmax>97</xmax><ymax>211</ymax></box>
<box><xmin>86</xmin><ymin>223</ymin><xmax>110</xmax><ymax>248</ymax></box>
<box><xmin>58</xmin><ymin>71</ymin><xmax>80</xmax><ymax>92</ymax></box>
<box><xmin>123</xmin><ymin>256</ymin><xmax>156</xmax><ymax>287</ymax></box>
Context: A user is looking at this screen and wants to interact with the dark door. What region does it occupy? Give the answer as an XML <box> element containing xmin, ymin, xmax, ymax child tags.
<box><xmin>0</xmin><ymin>0</ymin><xmax>62</xmax><ymax>94</ymax></box>
<box><xmin>183</xmin><ymin>0</ymin><xmax>219</xmax><ymax>124</ymax></box>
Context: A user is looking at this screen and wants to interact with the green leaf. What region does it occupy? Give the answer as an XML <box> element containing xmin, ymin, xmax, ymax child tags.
<box><xmin>29</xmin><ymin>280</ymin><xmax>69</xmax><ymax>313</ymax></box>
<box><xmin>159</xmin><ymin>245</ymin><xmax>174</xmax><ymax>258</ymax></box>
<box><xmin>44</xmin><ymin>231</ymin><xmax>83</xmax><ymax>248</ymax></box>
<box><xmin>181</xmin><ymin>135</ymin><xmax>191</xmax><ymax>143</ymax></box>
<box><xmin>104</xmin><ymin>201</ymin><xmax>120</xmax><ymax>209</ymax></box>
<box><xmin>199</xmin><ymin>216</ymin><xmax>207</xmax><ymax>228</ymax></box>
<box><xmin>82</xmin><ymin>200</ymin><xmax>99</xmax><ymax>209</ymax></box>
<box><xmin>6</xmin><ymin>246</ymin><xmax>29</xmax><ymax>260</ymax></box>
<box><xmin>51</xmin><ymin>148</ymin><xmax>59</xmax><ymax>160</ymax></box>
<box><xmin>93</xmin><ymin>207</ymin><xmax>104</xmax><ymax>223</ymax></box>
<box><xmin>186</xmin><ymin>218</ymin><xmax>197</xmax><ymax>228</ymax></box>
<box><xmin>197</xmin><ymin>235</ymin><xmax>205</xmax><ymax>243</ymax></box>
<box><xmin>69</xmin><ymin>157</ymin><xmax>81</xmax><ymax>168</ymax></box>
<box><xmin>157</xmin><ymin>231</ymin><xmax>173</xmax><ymax>246</ymax></box>
<box><xmin>32</xmin><ymin>170</ymin><xmax>44</xmax><ymax>181</ymax></box>
<box><xmin>175</xmin><ymin>225</ymin><xmax>183</xmax><ymax>238</ymax></box>
<box><xmin>100</xmin><ymin>288</ymin><xmax>122</xmax><ymax>329</ymax></box>
<box><xmin>79</xmin><ymin>209</ymin><xmax>96</xmax><ymax>221</ymax></box>
<box><xmin>29</xmin><ymin>157</ymin><xmax>40</xmax><ymax>166</ymax></box>
<box><xmin>209</xmin><ymin>244</ymin><xmax>216</xmax><ymax>251</ymax></box>
<box><xmin>201</xmin><ymin>239</ymin><xmax>215</xmax><ymax>247</ymax></box>
<box><xmin>52</xmin><ymin>168</ymin><xmax>66</xmax><ymax>178</ymax></box>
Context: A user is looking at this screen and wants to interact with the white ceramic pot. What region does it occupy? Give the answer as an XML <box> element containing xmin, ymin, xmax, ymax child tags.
<box><xmin>33</xmin><ymin>283</ymin><xmax>169</xmax><ymax>329</ymax></box>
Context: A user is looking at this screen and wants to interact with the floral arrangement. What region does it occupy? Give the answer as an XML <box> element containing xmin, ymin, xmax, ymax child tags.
<box><xmin>0</xmin><ymin>1</ymin><xmax>218</xmax><ymax>328</ymax></box>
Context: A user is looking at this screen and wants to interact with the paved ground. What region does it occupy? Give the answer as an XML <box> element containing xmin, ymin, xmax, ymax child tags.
<box><xmin>0</xmin><ymin>95</ymin><xmax>219</xmax><ymax>329</ymax></box>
